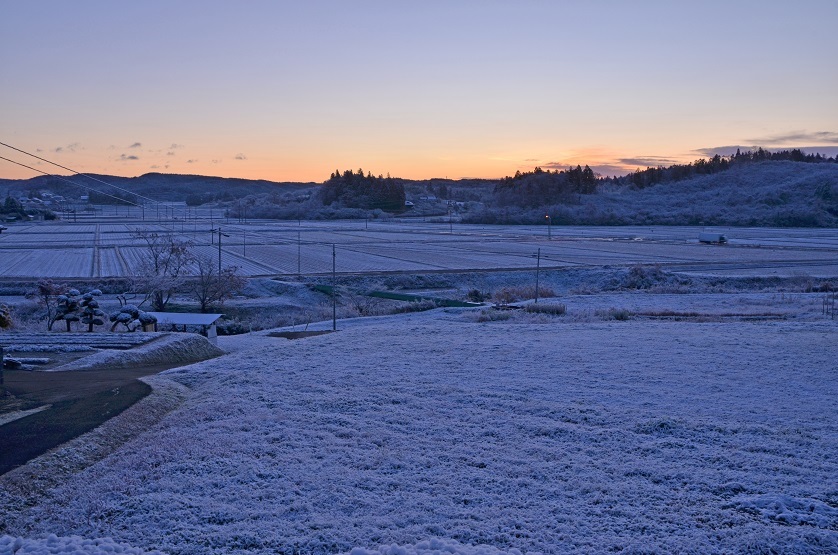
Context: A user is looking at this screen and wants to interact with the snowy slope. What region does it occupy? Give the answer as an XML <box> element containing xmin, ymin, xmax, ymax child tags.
<box><xmin>1</xmin><ymin>309</ymin><xmax>836</xmax><ymax>554</ymax></box>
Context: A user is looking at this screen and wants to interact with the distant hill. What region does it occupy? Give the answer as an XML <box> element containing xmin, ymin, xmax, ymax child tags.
<box><xmin>4</xmin><ymin>159</ymin><xmax>838</xmax><ymax>227</ymax></box>
<box><xmin>466</xmin><ymin>161</ymin><xmax>838</xmax><ymax>227</ymax></box>
<box><xmin>0</xmin><ymin>172</ymin><xmax>317</xmax><ymax>203</ymax></box>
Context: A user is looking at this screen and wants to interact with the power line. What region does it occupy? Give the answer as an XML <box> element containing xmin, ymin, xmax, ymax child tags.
<box><xmin>0</xmin><ymin>155</ymin><xmax>144</xmax><ymax>208</ymax></box>
<box><xmin>0</xmin><ymin>141</ymin><xmax>161</xmax><ymax>207</ymax></box>
<box><xmin>0</xmin><ymin>141</ymin><xmax>194</xmax><ymax>225</ymax></box>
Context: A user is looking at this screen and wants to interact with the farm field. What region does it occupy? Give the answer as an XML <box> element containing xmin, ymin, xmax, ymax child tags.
<box><xmin>2</xmin><ymin>219</ymin><xmax>838</xmax><ymax>279</ymax></box>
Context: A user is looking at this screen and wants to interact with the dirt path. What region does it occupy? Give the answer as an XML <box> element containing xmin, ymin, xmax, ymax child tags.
<box><xmin>2</xmin><ymin>362</ymin><xmax>180</xmax><ymax>408</ymax></box>
<box><xmin>0</xmin><ymin>361</ymin><xmax>189</xmax><ymax>476</ymax></box>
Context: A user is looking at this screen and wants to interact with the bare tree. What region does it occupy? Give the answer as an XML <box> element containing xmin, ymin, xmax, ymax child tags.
<box><xmin>187</xmin><ymin>253</ymin><xmax>246</xmax><ymax>312</ymax></box>
<box><xmin>133</xmin><ymin>230</ymin><xmax>194</xmax><ymax>311</ymax></box>
<box><xmin>26</xmin><ymin>280</ymin><xmax>67</xmax><ymax>331</ymax></box>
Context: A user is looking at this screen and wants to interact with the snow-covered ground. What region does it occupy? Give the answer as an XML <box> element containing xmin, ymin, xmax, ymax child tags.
<box><xmin>1</xmin><ymin>307</ymin><xmax>836</xmax><ymax>554</ymax></box>
<box><xmin>3</xmin><ymin>222</ymin><xmax>838</xmax><ymax>278</ymax></box>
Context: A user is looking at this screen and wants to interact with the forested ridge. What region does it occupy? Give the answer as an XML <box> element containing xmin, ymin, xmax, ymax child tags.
<box><xmin>3</xmin><ymin>149</ymin><xmax>838</xmax><ymax>226</ymax></box>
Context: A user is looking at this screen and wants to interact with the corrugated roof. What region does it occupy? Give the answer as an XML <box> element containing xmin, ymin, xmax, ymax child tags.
<box><xmin>145</xmin><ymin>312</ymin><xmax>223</xmax><ymax>326</ymax></box>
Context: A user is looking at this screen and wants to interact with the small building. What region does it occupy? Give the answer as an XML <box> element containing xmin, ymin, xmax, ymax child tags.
<box><xmin>145</xmin><ymin>312</ymin><xmax>223</xmax><ymax>345</ymax></box>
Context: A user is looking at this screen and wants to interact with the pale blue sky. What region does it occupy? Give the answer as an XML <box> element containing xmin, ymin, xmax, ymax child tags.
<box><xmin>2</xmin><ymin>0</ymin><xmax>836</xmax><ymax>181</ymax></box>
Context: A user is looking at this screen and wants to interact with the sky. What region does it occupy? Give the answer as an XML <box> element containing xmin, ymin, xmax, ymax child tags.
<box><xmin>2</xmin><ymin>0</ymin><xmax>837</xmax><ymax>183</ymax></box>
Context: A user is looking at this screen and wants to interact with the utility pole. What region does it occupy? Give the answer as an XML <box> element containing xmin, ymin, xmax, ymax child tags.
<box><xmin>218</xmin><ymin>230</ymin><xmax>222</xmax><ymax>277</ymax></box>
<box><xmin>332</xmin><ymin>243</ymin><xmax>337</xmax><ymax>331</ymax></box>
<box><xmin>535</xmin><ymin>248</ymin><xmax>541</xmax><ymax>303</ymax></box>
<box><xmin>545</xmin><ymin>214</ymin><xmax>551</xmax><ymax>240</ymax></box>
<box><xmin>211</xmin><ymin>228</ymin><xmax>228</xmax><ymax>277</ymax></box>
<box><xmin>297</xmin><ymin>229</ymin><xmax>301</xmax><ymax>275</ymax></box>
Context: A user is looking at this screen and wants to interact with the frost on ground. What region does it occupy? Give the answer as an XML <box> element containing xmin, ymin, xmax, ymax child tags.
<box><xmin>0</xmin><ymin>533</ymin><xmax>165</xmax><ymax>554</ymax></box>
<box><xmin>0</xmin><ymin>310</ymin><xmax>836</xmax><ymax>554</ymax></box>
<box><xmin>45</xmin><ymin>333</ymin><xmax>224</xmax><ymax>372</ymax></box>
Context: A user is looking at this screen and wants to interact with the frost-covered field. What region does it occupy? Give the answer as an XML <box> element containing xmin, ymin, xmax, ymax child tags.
<box><xmin>1</xmin><ymin>309</ymin><xmax>836</xmax><ymax>554</ymax></box>
<box><xmin>2</xmin><ymin>222</ymin><xmax>838</xmax><ymax>278</ymax></box>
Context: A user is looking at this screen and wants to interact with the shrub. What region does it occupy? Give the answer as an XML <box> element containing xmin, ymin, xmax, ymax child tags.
<box><xmin>467</xmin><ymin>289</ymin><xmax>489</xmax><ymax>303</ymax></box>
<box><xmin>622</xmin><ymin>264</ymin><xmax>665</xmax><ymax>289</ymax></box>
<box><xmin>475</xmin><ymin>308</ymin><xmax>514</xmax><ymax>322</ymax></box>
<box><xmin>524</xmin><ymin>303</ymin><xmax>567</xmax><ymax>316</ymax></box>
<box><xmin>493</xmin><ymin>285</ymin><xmax>556</xmax><ymax>304</ymax></box>
<box><xmin>0</xmin><ymin>304</ymin><xmax>12</xmax><ymax>329</ymax></box>
<box><xmin>596</xmin><ymin>308</ymin><xmax>632</xmax><ymax>321</ymax></box>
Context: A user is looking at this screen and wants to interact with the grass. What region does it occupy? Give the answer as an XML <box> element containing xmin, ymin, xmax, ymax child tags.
<box><xmin>310</xmin><ymin>284</ymin><xmax>480</xmax><ymax>308</ymax></box>
<box><xmin>524</xmin><ymin>303</ymin><xmax>567</xmax><ymax>316</ymax></box>
<box><xmin>0</xmin><ymin>380</ymin><xmax>151</xmax><ymax>475</ymax></box>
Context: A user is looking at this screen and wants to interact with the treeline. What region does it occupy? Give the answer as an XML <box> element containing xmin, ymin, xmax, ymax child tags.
<box><xmin>617</xmin><ymin>148</ymin><xmax>838</xmax><ymax>189</ymax></box>
<box><xmin>88</xmin><ymin>190</ymin><xmax>138</xmax><ymax>206</ymax></box>
<box><xmin>319</xmin><ymin>169</ymin><xmax>405</xmax><ymax>211</ymax></box>
<box><xmin>493</xmin><ymin>165</ymin><xmax>597</xmax><ymax>208</ymax></box>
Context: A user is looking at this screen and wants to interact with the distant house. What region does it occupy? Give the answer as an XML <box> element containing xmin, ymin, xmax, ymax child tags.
<box><xmin>419</xmin><ymin>195</ymin><xmax>437</xmax><ymax>201</ymax></box>
<box><xmin>404</xmin><ymin>201</ymin><xmax>415</xmax><ymax>207</ymax></box>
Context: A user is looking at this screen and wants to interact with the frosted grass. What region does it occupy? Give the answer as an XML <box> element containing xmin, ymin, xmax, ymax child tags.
<box><xmin>1</xmin><ymin>311</ymin><xmax>836</xmax><ymax>554</ymax></box>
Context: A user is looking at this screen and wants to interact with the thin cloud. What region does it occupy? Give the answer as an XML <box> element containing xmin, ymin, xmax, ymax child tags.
<box><xmin>235</xmin><ymin>153</ymin><xmax>247</xmax><ymax>160</ymax></box>
<box><xmin>747</xmin><ymin>130</ymin><xmax>838</xmax><ymax>145</ymax></box>
<box><xmin>618</xmin><ymin>157</ymin><xmax>679</xmax><ymax>168</ymax></box>
<box><xmin>541</xmin><ymin>161</ymin><xmax>577</xmax><ymax>170</ymax></box>
<box><xmin>166</xmin><ymin>151</ymin><xmax>176</xmax><ymax>156</ymax></box>
<box><xmin>212</xmin><ymin>159</ymin><xmax>221</xmax><ymax>164</ymax></box>
<box><xmin>52</xmin><ymin>142</ymin><xmax>81</xmax><ymax>153</ymax></box>
<box><xmin>693</xmin><ymin>145</ymin><xmax>758</xmax><ymax>157</ymax></box>
<box><xmin>150</xmin><ymin>165</ymin><xmax>160</xmax><ymax>169</ymax></box>
<box><xmin>128</xmin><ymin>142</ymin><xmax>142</xmax><ymax>148</ymax></box>
<box><xmin>187</xmin><ymin>159</ymin><xmax>197</xmax><ymax>164</ymax></box>
<box><xmin>529</xmin><ymin>161</ymin><xmax>628</xmax><ymax>177</ymax></box>
<box><xmin>119</xmin><ymin>154</ymin><xmax>139</xmax><ymax>161</ymax></box>
<box><xmin>588</xmin><ymin>164</ymin><xmax>631</xmax><ymax>177</ymax></box>
<box><xmin>169</xmin><ymin>143</ymin><xmax>185</xmax><ymax>149</ymax></box>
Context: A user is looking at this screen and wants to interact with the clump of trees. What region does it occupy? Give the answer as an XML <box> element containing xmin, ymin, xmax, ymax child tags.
<box><xmin>618</xmin><ymin>148</ymin><xmax>838</xmax><ymax>190</ymax></box>
<box><xmin>318</xmin><ymin>169</ymin><xmax>406</xmax><ymax>211</ymax></box>
<box><xmin>1</xmin><ymin>196</ymin><xmax>27</xmax><ymax>220</ymax></box>
<box><xmin>493</xmin><ymin>166</ymin><xmax>598</xmax><ymax>208</ymax></box>
<box><xmin>87</xmin><ymin>190</ymin><xmax>138</xmax><ymax>205</ymax></box>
